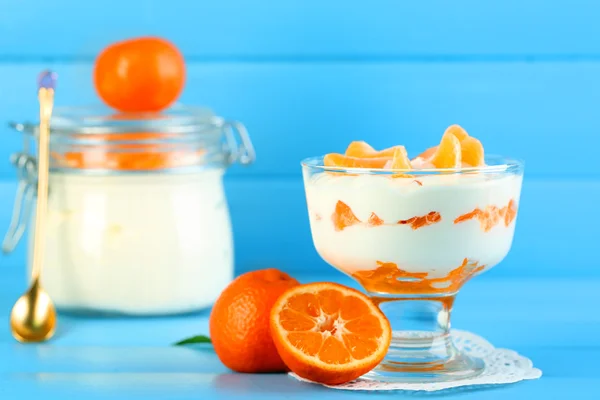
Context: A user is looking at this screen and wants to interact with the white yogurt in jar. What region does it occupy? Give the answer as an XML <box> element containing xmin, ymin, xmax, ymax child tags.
<box><xmin>304</xmin><ymin>172</ymin><xmax>522</xmax><ymax>279</ymax></box>
<box><xmin>29</xmin><ymin>170</ymin><xmax>233</xmax><ymax>315</ymax></box>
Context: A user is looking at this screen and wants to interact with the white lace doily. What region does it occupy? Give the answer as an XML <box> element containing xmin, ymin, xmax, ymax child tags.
<box><xmin>290</xmin><ymin>329</ymin><xmax>542</xmax><ymax>392</ymax></box>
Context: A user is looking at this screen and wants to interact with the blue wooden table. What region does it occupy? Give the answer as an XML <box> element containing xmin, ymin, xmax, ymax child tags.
<box><xmin>1</xmin><ymin>265</ymin><xmax>598</xmax><ymax>399</ymax></box>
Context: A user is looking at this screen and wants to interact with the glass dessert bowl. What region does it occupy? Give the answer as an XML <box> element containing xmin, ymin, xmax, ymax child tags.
<box><xmin>301</xmin><ymin>126</ymin><xmax>524</xmax><ymax>383</ymax></box>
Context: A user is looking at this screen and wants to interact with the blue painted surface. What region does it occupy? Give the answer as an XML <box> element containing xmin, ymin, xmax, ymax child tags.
<box><xmin>1</xmin><ymin>0</ymin><xmax>599</xmax><ymax>398</ymax></box>
<box><xmin>1</xmin><ymin>268</ymin><xmax>598</xmax><ymax>399</ymax></box>
<box><xmin>2</xmin><ymin>0</ymin><xmax>600</xmax><ymax>58</ymax></box>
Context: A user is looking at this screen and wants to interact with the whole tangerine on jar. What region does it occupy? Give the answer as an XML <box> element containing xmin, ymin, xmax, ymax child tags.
<box><xmin>3</xmin><ymin>105</ymin><xmax>255</xmax><ymax>315</ymax></box>
<box><xmin>94</xmin><ymin>36</ymin><xmax>186</xmax><ymax>113</ymax></box>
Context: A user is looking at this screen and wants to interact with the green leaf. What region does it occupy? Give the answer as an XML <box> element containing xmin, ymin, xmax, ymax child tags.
<box><xmin>173</xmin><ymin>335</ymin><xmax>212</xmax><ymax>346</ymax></box>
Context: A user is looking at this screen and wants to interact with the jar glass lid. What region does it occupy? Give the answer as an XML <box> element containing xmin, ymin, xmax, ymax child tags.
<box><xmin>10</xmin><ymin>104</ymin><xmax>255</xmax><ymax>173</ymax></box>
<box><xmin>19</xmin><ymin>104</ymin><xmax>220</xmax><ymax>135</ymax></box>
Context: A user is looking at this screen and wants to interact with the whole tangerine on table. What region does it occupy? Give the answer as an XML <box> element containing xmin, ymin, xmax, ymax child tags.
<box><xmin>93</xmin><ymin>36</ymin><xmax>186</xmax><ymax>112</ymax></box>
<box><xmin>209</xmin><ymin>269</ymin><xmax>300</xmax><ymax>373</ymax></box>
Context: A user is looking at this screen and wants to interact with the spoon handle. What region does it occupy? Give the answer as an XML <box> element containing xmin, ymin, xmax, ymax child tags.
<box><xmin>30</xmin><ymin>76</ymin><xmax>55</xmax><ymax>282</ymax></box>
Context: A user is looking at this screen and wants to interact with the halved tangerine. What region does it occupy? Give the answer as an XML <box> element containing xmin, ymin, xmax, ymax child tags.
<box><xmin>270</xmin><ymin>282</ymin><xmax>391</xmax><ymax>385</ymax></box>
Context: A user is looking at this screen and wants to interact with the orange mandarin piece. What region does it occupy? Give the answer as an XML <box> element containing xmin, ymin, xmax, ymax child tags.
<box><xmin>460</xmin><ymin>136</ymin><xmax>485</xmax><ymax>166</ymax></box>
<box><xmin>454</xmin><ymin>200</ymin><xmax>517</xmax><ymax>231</ymax></box>
<box><xmin>372</xmin><ymin>146</ymin><xmax>402</xmax><ymax>158</ymax></box>
<box><xmin>431</xmin><ymin>132</ymin><xmax>461</xmax><ymax>168</ymax></box>
<box><xmin>444</xmin><ymin>124</ymin><xmax>469</xmax><ymax>141</ymax></box>
<box><xmin>353</xmin><ymin>259</ymin><xmax>484</xmax><ymax>296</ymax></box>
<box><xmin>413</xmin><ymin>125</ymin><xmax>467</xmax><ymax>162</ymax></box>
<box><xmin>324</xmin><ymin>153</ymin><xmax>389</xmax><ymax>169</ymax></box>
<box><xmin>414</xmin><ymin>145</ymin><xmax>438</xmax><ymax>161</ymax></box>
<box><xmin>344</xmin><ymin>141</ymin><xmax>376</xmax><ymax>157</ymax></box>
<box><xmin>345</xmin><ymin>141</ymin><xmax>400</xmax><ymax>159</ymax></box>
<box><xmin>332</xmin><ymin>201</ymin><xmax>361</xmax><ymax>231</ymax></box>
<box><xmin>389</xmin><ymin>146</ymin><xmax>411</xmax><ymax>169</ymax></box>
<box><xmin>368</xmin><ymin>212</ymin><xmax>384</xmax><ymax>226</ymax></box>
<box><xmin>504</xmin><ymin>199</ymin><xmax>517</xmax><ymax>226</ymax></box>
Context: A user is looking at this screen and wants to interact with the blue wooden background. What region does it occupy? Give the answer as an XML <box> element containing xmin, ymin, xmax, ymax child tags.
<box><xmin>1</xmin><ymin>0</ymin><xmax>598</xmax><ymax>278</ymax></box>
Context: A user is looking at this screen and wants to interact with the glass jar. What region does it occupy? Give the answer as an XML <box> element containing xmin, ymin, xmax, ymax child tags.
<box><xmin>3</xmin><ymin>105</ymin><xmax>255</xmax><ymax>316</ymax></box>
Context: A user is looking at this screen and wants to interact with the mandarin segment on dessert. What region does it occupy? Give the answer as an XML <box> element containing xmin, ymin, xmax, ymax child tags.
<box><xmin>431</xmin><ymin>132</ymin><xmax>462</xmax><ymax>169</ymax></box>
<box><xmin>324</xmin><ymin>124</ymin><xmax>485</xmax><ymax>170</ymax></box>
<box><xmin>303</xmin><ymin>124</ymin><xmax>522</xmax><ymax>296</ymax></box>
<box><xmin>460</xmin><ymin>136</ymin><xmax>485</xmax><ymax>167</ymax></box>
<box><xmin>415</xmin><ymin>146</ymin><xmax>438</xmax><ymax>162</ymax></box>
<box><xmin>324</xmin><ymin>153</ymin><xmax>389</xmax><ymax>169</ymax></box>
<box><xmin>389</xmin><ymin>147</ymin><xmax>412</xmax><ymax>170</ymax></box>
<box><xmin>444</xmin><ymin>124</ymin><xmax>469</xmax><ymax>142</ymax></box>
<box><xmin>345</xmin><ymin>141</ymin><xmax>401</xmax><ymax>159</ymax></box>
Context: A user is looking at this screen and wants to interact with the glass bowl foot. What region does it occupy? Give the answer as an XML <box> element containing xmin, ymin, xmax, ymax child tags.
<box><xmin>363</xmin><ymin>296</ymin><xmax>485</xmax><ymax>383</ymax></box>
<box><xmin>363</xmin><ymin>332</ymin><xmax>484</xmax><ymax>383</ymax></box>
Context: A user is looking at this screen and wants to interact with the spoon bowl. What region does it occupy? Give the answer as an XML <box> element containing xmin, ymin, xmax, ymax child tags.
<box><xmin>10</xmin><ymin>278</ymin><xmax>56</xmax><ymax>342</ymax></box>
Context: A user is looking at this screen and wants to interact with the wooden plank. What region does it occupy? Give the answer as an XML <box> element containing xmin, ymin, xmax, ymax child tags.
<box><xmin>0</xmin><ymin>178</ymin><xmax>597</xmax><ymax>278</ymax></box>
<box><xmin>1</xmin><ymin>276</ymin><xmax>599</xmax><ymax>350</ymax></box>
<box><xmin>0</xmin><ymin>61</ymin><xmax>598</xmax><ymax>178</ymax></box>
<box><xmin>1</xmin><ymin>0</ymin><xmax>600</xmax><ymax>58</ymax></box>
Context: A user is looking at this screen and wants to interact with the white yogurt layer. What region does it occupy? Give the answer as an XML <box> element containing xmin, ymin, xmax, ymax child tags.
<box><xmin>30</xmin><ymin>170</ymin><xmax>233</xmax><ymax>315</ymax></box>
<box><xmin>304</xmin><ymin>172</ymin><xmax>523</xmax><ymax>279</ymax></box>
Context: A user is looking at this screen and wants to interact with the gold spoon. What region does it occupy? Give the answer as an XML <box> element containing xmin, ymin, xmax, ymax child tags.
<box><xmin>10</xmin><ymin>70</ymin><xmax>57</xmax><ymax>343</ymax></box>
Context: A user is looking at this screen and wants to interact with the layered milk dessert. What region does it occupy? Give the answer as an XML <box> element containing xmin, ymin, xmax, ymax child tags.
<box><xmin>303</xmin><ymin>125</ymin><xmax>523</xmax><ymax>295</ymax></box>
